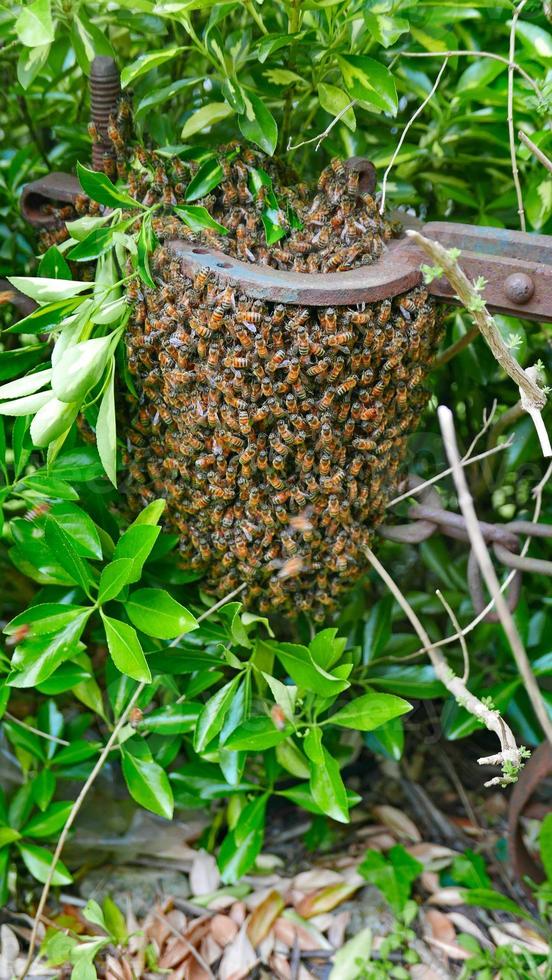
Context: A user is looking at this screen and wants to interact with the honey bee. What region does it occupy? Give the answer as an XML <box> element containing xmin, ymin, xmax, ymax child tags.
<box><xmin>336</xmin><ymin>376</ymin><xmax>357</xmax><ymax>396</ymax></box>
<box><xmin>267</xmin><ymin>349</ymin><xmax>286</xmax><ymax>373</ymax></box>
<box><xmin>319</xmin><ymin>387</ymin><xmax>335</xmax><ymax>410</ymax></box>
<box><xmin>272</xmin><ymin>304</ymin><xmax>286</xmax><ymax>326</ymax></box>
<box><xmin>376</xmin><ymin>300</ymin><xmax>392</xmax><ymax>327</ymax></box>
<box><xmin>327</xmin><ymin>330</ymin><xmax>353</xmax><ymax>347</ymax></box>
<box><xmin>319</xmin><ymin>308</ymin><xmax>337</xmax><ymax>332</ymax></box>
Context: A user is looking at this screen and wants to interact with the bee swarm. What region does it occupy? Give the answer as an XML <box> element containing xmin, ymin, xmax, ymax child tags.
<box><xmin>115</xmin><ymin>140</ymin><xmax>443</xmax><ymax>620</ymax></box>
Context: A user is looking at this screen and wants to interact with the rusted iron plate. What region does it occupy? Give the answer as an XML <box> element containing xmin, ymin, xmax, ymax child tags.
<box><xmin>20</xmin><ymin>172</ymin><xmax>81</xmax><ymax>227</ymax></box>
<box><xmin>166</xmin><ymin>238</ymin><xmax>423</xmax><ymax>305</ymax></box>
<box><xmin>167</xmin><ymin>222</ymin><xmax>552</xmax><ymax>319</ymax></box>
<box><xmin>508</xmin><ymin>741</ymin><xmax>552</xmax><ymax>888</ymax></box>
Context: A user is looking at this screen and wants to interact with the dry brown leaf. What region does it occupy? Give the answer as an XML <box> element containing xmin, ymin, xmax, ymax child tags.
<box><xmin>190</xmin><ymin>849</ymin><xmax>221</xmax><ymax>897</ymax></box>
<box><xmin>269</xmin><ymin>953</ymin><xmax>291</xmax><ymax>979</ymax></box>
<box><xmin>167</xmin><ymin>963</ymin><xmax>188</xmax><ymax>980</ymax></box>
<box><xmin>186</xmin><ymin>961</ymin><xmax>212</xmax><ymax>980</ymax></box>
<box><xmin>448</xmin><ymin>912</ymin><xmax>492</xmax><ymax>948</ymax></box>
<box><xmin>200</xmin><ymin>934</ymin><xmax>223</xmax><ymax>965</ymax></box>
<box><xmin>490</xmin><ymin>923</ymin><xmax>550</xmax><ymax>955</ymax></box>
<box><xmin>158</xmin><ymin>936</ymin><xmax>190</xmax><ymax>970</ymax></box>
<box><xmin>210</xmin><ymin>914</ymin><xmax>239</xmax><ymax>948</ymax></box>
<box><xmin>407</xmin><ymin>844</ymin><xmax>458</xmax><ymax>870</ymax></box>
<box><xmin>185</xmin><ymin>918</ymin><xmax>213</xmax><ymax>949</ymax></box>
<box><xmin>207</xmin><ymin>895</ymin><xmax>237</xmax><ymax>911</ymax></box>
<box><xmin>229</xmin><ymin>902</ymin><xmax>247</xmax><ymax>926</ymax></box>
<box><xmin>372</xmin><ymin>805</ymin><xmax>421</xmax><ymax>842</ymax></box>
<box><xmin>420</xmin><ymin>872</ymin><xmax>440</xmax><ymax>894</ymax></box>
<box><xmin>105</xmin><ymin>954</ymin><xmax>131</xmax><ymax>980</ymax></box>
<box><xmin>167</xmin><ymin>909</ymin><xmax>188</xmax><ymax>933</ymax></box>
<box><xmin>257</xmin><ymin>930</ymin><xmax>275</xmax><ymax>962</ymax></box>
<box><xmin>296</xmin><ymin>882</ymin><xmax>360</xmax><ymax>918</ymax></box>
<box><xmin>448</xmin><ymin>816</ymin><xmax>481</xmax><ymax>837</ymax></box>
<box><xmin>218</xmin><ymin>924</ymin><xmax>258</xmax><ymax>980</ymax></box>
<box><xmin>362</xmin><ymin>832</ymin><xmax>397</xmax><ymax>851</ymax></box>
<box><xmin>427</xmin><ymin>888</ymin><xmax>465</xmax><ymax>907</ymax></box>
<box><xmin>424</xmin><ymin>909</ymin><xmax>456</xmax><ymax>945</ymax></box>
<box><xmin>425</xmin><ymin>936</ymin><xmax>472</xmax><ymax>960</ymax></box>
<box><xmin>327</xmin><ymin>909</ymin><xmax>350</xmax><ymax>948</ymax></box>
<box><xmin>292</xmin><ymin>869</ymin><xmax>343</xmax><ymax>891</ymax></box>
<box><xmin>247</xmin><ymin>890</ymin><xmax>285</xmax><ymax>947</ymax></box>
<box><xmin>274</xmin><ymin>914</ymin><xmax>331</xmax><ymax>952</ymax></box>
<box><xmin>410</xmin><ymin>966</ymin><xmax>444</xmax><ymax>980</ymax></box>
<box><xmin>308</xmin><ymin>913</ymin><xmax>334</xmax><ymax>932</ymax></box>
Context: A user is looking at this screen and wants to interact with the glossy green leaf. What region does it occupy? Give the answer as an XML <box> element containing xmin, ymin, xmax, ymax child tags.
<box><xmin>271</xmin><ymin>642</ymin><xmax>350</xmax><ymax>697</ymax></box>
<box><xmin>329</xmin><ymin>692</ymin><xmax>411</xmax><ymax>732</ymax></box>
<box><xmin>15</xmin><ymin>0</ymin><xmax>54</xmax><ymax>47</ymax></box>
<box><xmin>101</xmin><ymin>614</ymin><xmax>151</xmax><ymax>682</ymax></box>
<box><xmin>338</xmin><ymin>54</ymin><xmax>398</xmax><ymax>114</ymax></box>
<box><xmin>224</xmin><ymin>715</ymin><xmax>293</xmax><ymax>751</ymax></box>
<box><xmin>112</xmin><ymin>524</ymin><xmax>161</xmax><ymax>582</ymax></box>
<box><xmin>185</xmin><ymin>158</ymin><xmax>224</xmax><ymax>201</ymax></box>
<box><xmin>181</xmin><ymin>101</ymin><xmax>234</xmax><ymax>139</ymax></box>
<box><xmin>304</xmin><ymin>728</ymin><xmax>349</xmax><ymax>823</ymax></box>
<box><xmin>98</xmin><ymin>558</ymin><xmax>134</xmax><ymax>603</ymax></box>
<box><xmin>96</xmin><ymin>366</ymin><xmax>117</xmax><ymax>486</ymax></box>
<box><xmin>17</xmin><ymin>842</ymin><xmax>73</xmax><ymax>886</ymax></box>
<box><xmin>121</xmin><ymin>46</ymin><xmax>183</xmax><ymax>87</ymax></box>
<box><xmin>121</xmin><ymin>749</ymin><xmax>174</xmax><ymax>819</ymax></box>
<box><xmin>238</xmin><ymin>92</ymin><xmax>277</xmax><ymax>155</ymax></box>
<box><xmin>174</xmin><ymin>204</ymin><xmax>228</xmax><ymax>235</ymax></box>
<box><xmin>22</xmin><ymin>801</ymin><xmax>73</xmax><ymax>838</ymax></box>
<box><xmin>136</xmin><ymin>702</ymin><xmax>201</xmax><ymax>735</ymax></box>
<box><xmin>7</xmin><ymin>277</ymin><xmax>91</xmax><ymax>304</ymax></box>
<box><xmin>125</xmin><ymin>588</ymin><xmax>198</xmax><ymax>638</ymax></box>
<box><xmin>194</xmin><ymin>675</ymin><xmax>241</xmax><ymax>752</ymax></box>
<box><xmin>76</xmin><ymin>163</ymin><xmax>144</xmax><ymax>210</ymax></box>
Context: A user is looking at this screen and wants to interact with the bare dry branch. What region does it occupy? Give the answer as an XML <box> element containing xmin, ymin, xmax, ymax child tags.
<box><xmin>364</xmin><ymin>545</ymin><xmax>525</xmax><ymax>787</ymax></box>
<box><xmin>406</xmin><ymin>229</ymin><xmax>549</xmax><ymax>454</ymax></box>
<box><xmin>519</xmin><ymin>129</ymin><xmax>552</xmax><ymax>175</ymax></box>
<box><xmin>438</xmin><ymin>404</ymin><xmax>552</xmax><ymax>755</ymax></box>
<box><xmin>508</xmin><ymin>0</ymin><xmax>529</xmax><ymax>231</ymax></box>
<box><xmin>380</xmin><ymin>58</ymin><xmax>449</xmax><ymax>214</ymax></box>
<box><xmin>436</xmin><ymin>589</ymin><xmax>469</xmax><ymax>684</ymax></box>
<box><xmin>287</xmin><ymin>99</ymin><xmax>357</xmax><ymax>152</ymax></box>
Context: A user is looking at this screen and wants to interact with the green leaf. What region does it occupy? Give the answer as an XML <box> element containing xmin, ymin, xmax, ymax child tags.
<box><xmin>329</xmin><ymin>929</ymin><xmax>372</xmax><ymax>980</ymax></box>
<box><xmin>464</xmin><ymin>888</ymin><xmax>534</xmax><ymax>921</ymax></box>
<box><xmin>338</xmin><ymin>54</ymin><xmax>398</xmax><ymax>114</ymax></box>
<box><xmin>194</xmin><ymin>676</ymin><xmax>241</xmax><ymax>752</ymax></box>
<box><xmin>113</xmin><ymin>524</ymin><xmax>161</xmax><ymax>583</ymax></box>
<box><xmin>456</xmin><ymin>58</ymin><xmax>506</xmax><ymax>94</ymax></box>
<box><xmin>102</xmin><ymin>896</ymin><xmax>128</xmax><ymax>944</ymax></box>
<box><xmin>101</xmin><ymin>614</ymin><xmax>151</xmax><ymax>682</ymax></box>
<box><xmin>67</xmin><ymin>226</ymin><xmax>115</xmax><ymax>262</ymax></box>
<box><xmin>15</xmin><ymin>0</ymin><xmax>54</xmax><ymax>47</ymax></box>
<box><xmin>96</xmin><ymin>366</ymin><xmax>117</xmax><ymax>486</ymax></box>
<box><xmin>364</xmin><ymin>717</ymin><xmax>404</xmax><ymax>761</ymax></box>
<box><xmin>125</xmin><ymin>588</ymin><xmax>198</xmax><ymax>639</ymax></box>
<box><xmin>22</xmin><ymin>801</ymin><xmax>73</xmax><ymax>838</ymax></box>
<box><xmin>185</xmin><ymin>158</ymin><xmax>224</xmax><ymax>202</ymax></box>
<box><xmin>363</xmin><ymin>598</ymin><xmax>392</xmax><ymax>663</ymax></box>
<box><xmin>0</xmin><ymin>827</ymin><xmax>22</xmax><ymax>848</ymax></box>
<box><xmin>304</xmin><ymin>728</ymin><xmax>349</xmax><ymax>823</ymax></box>
<box><xmin>44</xmin><ymin>516</ymin><xmax>94</xmax><ymax>593</ymax></box>
<box><xmin>365</xmin><ymin>12</ymin><xmax>409</xmax><ymax>48</ymax></box>
<box><xmin>17</xmin><ymin>42</ymin><xmax>50</xmax><ymax>88</ymax></box>
<box><xmin>121</xmin><ymin>749</ymin><xmax>174</xmax><ymax>819</ymax></box>
<box><xmin>76</xmin><ymin>163</ymin><xmax>143</xmax><ymax>211</ymax></box>
<box><xmin>318</xmin><ymin>83</ymin><xmax>356</xmax><ymax>132</ymax></box>
<box><xmin>0</xmin><ymin>390</ymin><xmax>53</xmax><ymax>417</ymax></box>
<box><xmin>271</xmin><ymin>642</ymin><xmax>350</xmax><ymax>697</ymax></box>
<box><xmin>224</xmin><ymin>716</ymin><xmax>293</xmax><ymax>751</ymax></box>
<box><xmin>22</xmin><ymin>474</ymin><xmax>79</xmax><ymax>500</ymax></box>
<box><xmin>7</xmin><ymin>277</ymin><xmax>91</xmax><ymax>304</ymax></box>
<box><xmin>0</xmin><ymin>368</ymin><xmax>52</xmax><ymax>401</ymax></box>
<box><xmin>52</xmin><ymin>335</ymin><xmax>113</xmax><ymax>404</ymax></box>
<box><xmin>540</xmin><ymin>813</ymin><xmax>552</xmax><ymax>883</ymax></box>
<box><xmin>49</xmin><ymin>504</ymin><xmax>102</xmax><ymax>560</ymax></box>
<box><xmin>512</xmin><ymin>19</ymin><xmax>552</xmax><ymax>66</ymax></box>
<box><xmin>329</xmin><ymin>692</ymin><xmax>411</xmax><ymax>732</ymax></box>
<box><xmin>8</xmin><ymin>610</ymin><xmax>91</xmax><ymax>687</ymax></box>
<box><xmin>136</xmin><ymin>702</ymin><xmax>201</xmax><ymax>735</ymax></box>
<box><xmin>173</xmin><ymin>204</ymin><xmax>228</xmax><ymax>235</ymax></box>
<box><xmin>132</xmin><ymin>499</ymin><xmax>166</xmax><ymax>526</ymax></box>
<box><xmin>359</xmin><ymin>845</ymin><xmax>422</xmax><ymax>913</ymax></box>
<box><xmin>98</xmin><ymin>558</ymin><xmax>134</xmax><ymax>603</ymax></box>
<box><xmin>121</xmin><ymin>46</ymin><xmax>183</xmax><ymax>88</ymax></box>
<box><xmin>5</xmin><ymin>603</ymin><xmax>90</xmax><ymax>637</ymax></box>
<box><xmin>181</xmin><ymin>102</ymin><xmax>234</xmax><ymax>139</ymax></box>
<box><xmin>38</xmin><ymin>246</ymin><xmax>72</xmax><ymax>279</ymax></box>
<box><xmin>136</xmin><ymin>213</ymin><xmax>158</xmax><ymax>290</ymax></box>
<box><xmin>217</xmin><ymin>793</ymin><xmax>268</xmax><ymax>883</ymax></box>
<box><xmin>17</xmin><ymin>842</ymin><xmax>73</xmax><ymax>886</ymax></box>
<box><xmin>83</xmin><ymin>898</ymin><xmax>107</xmax><ymax>931</ymax></box>
<box><xmin>309</xmin><ymin>628</ymin><xmax>346</xmax><ymax>671</ymax></box>
<box><xmin>32</xmin><ymin>768</ymin><xmax>56</xmax><ymax>810</ymax></box>
<box><xmin>30</xmin><ymin>397</ymin><xmax>79</xmax><ymax>448</ymax></box>
<box><xmin>238</xmin><ymin>92</ymin><xmax>278</xmax><ymax>155</ymax></box>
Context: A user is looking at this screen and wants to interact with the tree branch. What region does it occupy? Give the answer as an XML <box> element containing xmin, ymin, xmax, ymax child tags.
<box><xmin>508</xmin><ymin>0</ymin><xmax>529</xmax><ymax>231</ymax></box>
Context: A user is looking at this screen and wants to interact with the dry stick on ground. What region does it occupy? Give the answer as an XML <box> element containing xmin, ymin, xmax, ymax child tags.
<box><xmin>519</xmin><ymin>129</ymin><xmax>552</xmax><ymax>174</ymax></box>
<box><xmin>379</xmin><ymin>58</ymin><xmax>449</xmax><ymax>215</ymax></box>
<box><xmin>438</xmin><ymin>404</ymin><xmax>552</xmax><ymax>753</ymax></box>
<box><xmin>406</xmin><ymin>229</ymin><xmax>551</xmax><ymax>457</ymax></box>
<box><xmin>508</xmin><ymin>0</ymin><xmax>529</xmax><ymax>231</ymax></box>
<box><xmin>19</xmin><ymin>585</ymin><xmax>246</xmax><ymax>980</ymax></box>
<box><xmin>364</xmin><ymin>545</ymin><xmax>524</xmax><ymax>787</ymax></box>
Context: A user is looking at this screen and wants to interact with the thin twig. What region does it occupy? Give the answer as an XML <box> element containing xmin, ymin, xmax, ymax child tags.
<box><xmin>435</xmin><ymin>589</ymin><xmax>469</xmax><ymax>684</ymax></box>
<box><xmin>20</xmin><ymin>583</ymin><xmax>247</xmax><ymax>979</ymax></box>
<box><xmin>410</xmin><ymin>458</ymin><xmax>552</xmax><ymax>658</ymax></box>
<box><xmin>406</xmin><ymin>229</ymin><xmax>550</xmax><ymax>455</ymax></box>
<box><xmin>508</xmin><ymin>0</ymin><xmax>529</xmax><ymax>231</ymax></box>
<box><xmin>386</xmin><ymin>440</ymin><xmax>511</xmax><ymax>508</ymax></box>
<box><xmin>364</xmin><ymin>545</ymin><xmax>524</xmax><ymax>787</ymax></box>
<box><xmin>5</xmin><ymin>712</ymin><xmax>70</xmax><ymax>747</ymax></box>
<box><xmin>438</xmin><ymin>404</ymin><xmax>552</xmax><ymax>754</ymax></box>
<box><xmin>401</xmin><ymin>50</ymin><xmax>540</xmax><ymax>96</ymax></box>
<box><xmin>153</xmin><ymin>910</ymin><xmax>215</xmax><ymax>979</ymax></box>
<box><xmin>287</xmin><ymin>100</ymin><xmax>357</xmax><ymax>152</ymax></box>
<box><xmin>434</xmin><ymin>324</ymin><xmax>479</xmax><ymax>367</ymax></box>
<box><xmin>18</xmin><ymin>682</ymin><xmax>145</xmax><ymax>980</ymax></box>
<box><xmin>518</xmin><ymin>129</ymin><xmax>552</xmax><ymax>175</ymax></box>
<box><xmin>380</xmin><ymin>59</ymin><xmax>449</xmax><ymax>214</ymax></box>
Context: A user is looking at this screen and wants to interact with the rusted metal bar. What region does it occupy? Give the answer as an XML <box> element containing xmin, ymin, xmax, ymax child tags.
<box><xmin>20</xmin><ymin>172</ymin><xmax>81</xmax><ymax>227</ymax></box>
<box><xmin>90</xmin><ymin>55</ymin><xmax>121</xmax><ymax>172</ymax></box>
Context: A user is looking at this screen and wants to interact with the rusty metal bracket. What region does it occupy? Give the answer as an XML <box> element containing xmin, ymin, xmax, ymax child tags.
<box><xmin>166</xmin><ymin>223</ymin><xmax>552</xmax><ymax>320</ymax></box>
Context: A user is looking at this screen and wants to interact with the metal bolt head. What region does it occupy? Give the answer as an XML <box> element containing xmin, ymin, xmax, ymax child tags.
<box><xmin>504</xmin><ymin>272</ymin><xmax>534</xmax><ymax>305</ymax></box>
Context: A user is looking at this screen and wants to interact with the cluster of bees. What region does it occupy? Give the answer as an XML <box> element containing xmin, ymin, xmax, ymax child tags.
<box><xmin>119</xmin><ymin>147</ymin><xmax>441</xmax><ymax>617</ymax></box>
<box><xmin>34</xmin><ymin>109</ymin><xmax>443</xmax><ymax>618</ymax></box>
